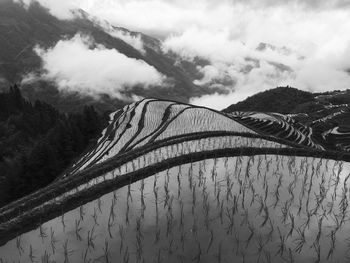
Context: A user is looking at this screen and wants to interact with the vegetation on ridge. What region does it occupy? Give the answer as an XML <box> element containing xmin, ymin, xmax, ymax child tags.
<box><xmin>0</xmin><ymin>85</ymin><xmax>108</xmax><ymax>207</ymax></box>
<box><xmin>223</xmin><ymin>86</ymin><xmax>316</xmax><ymax>114</ymax></box>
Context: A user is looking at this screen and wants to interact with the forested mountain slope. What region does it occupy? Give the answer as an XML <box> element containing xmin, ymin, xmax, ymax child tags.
<box><xmin>0</xmin><ymin>85</ymin><xmax>107</xmax><ymax>206</ymax></box>
<box><xmin>223</xmin><ymin>86</ymin><xmax>316</xmax><ymax>114</ymax></box>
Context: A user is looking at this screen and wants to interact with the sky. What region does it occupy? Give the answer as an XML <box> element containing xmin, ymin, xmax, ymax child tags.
<box><xmin>17</xmin><ymin>0</ymin><xmax>350</xmax><ymax>109</ymax></box>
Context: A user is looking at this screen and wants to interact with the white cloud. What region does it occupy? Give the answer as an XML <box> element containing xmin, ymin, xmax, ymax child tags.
<box><xmin>106</xmin><ymin>28</ymin><xmax>145</xmax><ymax>54</ymax></box>
<box><xmin>14</xmin><ymin>0</ymin><xmax>350</xmax><ymax>109</ymax></box>
<box><xmin>163</xmin><ymin>27</ymin><xmax>250</xmax><ymax>64</ymax></box>
<box><xmin>162</xmin><ymin>7</ymin><xmax>350</xmax><ymax>109</ymax></box>
<box><xmin>191</xmin><ymin>60</ymin><xmax>295</xmax><ymax>110</ymax></box>
<box><xmin>232</xmin><ymin>0</ymin><xmax>350</xmax><ymax>9</ymax></box>
<box><xmin>77</xmin><ymin>1</ymin><xmax>350</xmax><ymax>110</ymax></box>
<box><xmin>78</xmin><ymin>0</ymin><xmax>215</xmax><ymax>36</ymax></box>
<box><xmin>14</xmin><ymin>0</ymin><xmax>79</xmax><ymax>19</ymax></box>
<box><xmin>93</xmin><ymin>19</ymin><xmax>145</xmax><ymax>53</ymax></box>
<box><xmin>25</xmin><ymin>33</ymin><xmax>164</xmax><ymax>99</ymax></box>
<box><xmin>17</xmin><ymin>0</ymin><xmax>350</xmax><ymax>24</ymax></box>
<box><xmin>79</xmin><ymin>0</ymin><xmax>350</xmax><ymax>37</ymax></box>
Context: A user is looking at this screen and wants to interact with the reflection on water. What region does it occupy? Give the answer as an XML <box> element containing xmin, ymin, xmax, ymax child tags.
<box><xmin>1</xmin><ymin>155</ymin><xmax>350</xmax><ymax>262</ymax></box>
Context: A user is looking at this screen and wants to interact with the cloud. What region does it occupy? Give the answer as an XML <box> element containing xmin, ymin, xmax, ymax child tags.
<box><xmin>16</xmin><ymin>0</ymin><xmax>350</xmax><ymax>23</ymax></box>
<box><xmin>91</xmin><ymin>18</ymin><xmax>145</xmax><ymax>53</ymax></box>
<box><xmin>80</xmin><ymin>0</ymin><xmax>350</xmax><ymax>36</ymax></box>
<box><xmin>24</xmin><ymin>34</ymin><xmax>165</xmax><ymax>99</ymax></box>
<box><xmin>160</xmin><ymin>5</ymin><xmax>350</xmax><ymax>110</ymax></box>
<box><xmin>106</xmin><ymin>28</ymin><xmax>145</xmax><ymax>53</ymax></box>
<box><xmin>14</xmin><ymin>0</ymin><xmax>350</xmax><ymax>109</ymax></box>
<box><xmin>190</xmin><ymin>60</ymin><xmax>295</xmax><ymax>110</ymax></box>
<box><xmin>232</xmin><ymin>0</ymin><xmax>350</xmax><ymax>9</ymax></box>
<box><xmin>14</xmin><ymin>0</ymin><xmax>79</xmax><ymax>19</ymax></box>
<box><xmin>163</xmin><ymin>27</ymin><xmax>250</xmax><ymax>64</ymax></box>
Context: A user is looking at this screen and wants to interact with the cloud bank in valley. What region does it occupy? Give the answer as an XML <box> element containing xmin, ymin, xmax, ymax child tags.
<box><xmin>15</xmin><ymin>0</ymin><xmax>350</xmax><ymax>109</ymax></box>
<box><xmin>80</xmin><ymin>0</ymin><xmax>350</xmax><ymax>109</ymax></box>
<box><xmin>25</xmin><ymin>34</ymin><xmax>164</xmax><ymax>99</ymax></box>
<box><xmin>93</xmin><ymin>19</ymin><xmax>145</xmax><ymax>54</ymax></box>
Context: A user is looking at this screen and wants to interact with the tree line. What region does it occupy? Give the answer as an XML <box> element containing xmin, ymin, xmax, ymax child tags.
<box><xmin>0</xmin><ymin>85</ymin><xmax>108</xmax><ymax>207</ymax></box>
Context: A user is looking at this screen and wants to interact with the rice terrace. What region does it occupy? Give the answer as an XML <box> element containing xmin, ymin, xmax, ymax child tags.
<box><xmin>1</xmin><ymin>1</ymin><xmax>350</xmax><ymax>262</ymax></box>
<box><xmin>1</xmin><ymin>98</ymin><xmax>350</xmax><ymax>262</ymax></box>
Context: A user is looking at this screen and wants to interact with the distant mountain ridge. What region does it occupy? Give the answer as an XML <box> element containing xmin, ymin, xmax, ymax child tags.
<box><xmin>223</xmin><ymin>86</ymin><xmax>316</xmax><ymax>114</ymax></box>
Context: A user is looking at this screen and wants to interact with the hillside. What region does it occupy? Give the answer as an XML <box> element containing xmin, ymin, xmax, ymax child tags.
<box><xmin>223</xmin><ymin>86</ymin><xmax>316</xmax><ymax>114</ymax></box>
<box><xmin>1</xmin><ymin>98</ymin><xmax>350</xmax><ymax>262</ymax></box>
<box><xmin>0</xmin><ymin>85</ymin><xmax>107</xmax><ymax>207</ymax></box>
<box><xmin>0</xmin><ymin>0</ymin><xmax>213</xmax><ymax>112</ymax></box>
<box><xmin>224</xmin><ymin>86</ymin><xmax>350</xmax><ymax>152</ymax></box>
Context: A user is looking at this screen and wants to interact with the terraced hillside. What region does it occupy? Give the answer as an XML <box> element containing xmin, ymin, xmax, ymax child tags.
<box><xmin>1</xmin><ymin>99</ymin><xmax>350</xmax><ymax>262</ymax></box>
<box><xmin>225</xmin><ymin>87</ymin><xmax>350</xmax><ymax>152</ymax></box>
<box><xmin>326</xmin><ymin>126</ymin><xmax>350</xmax><ymax>152</ymax></box>
<box><xmin>227</xmin><ymin>112</ymin><xmax>322</xmax><ymax>150</ymax></box>
<box><xmin>226</xmin><ymin>108</ymin><xmax>350</xmax><ymax>153</ymax></box>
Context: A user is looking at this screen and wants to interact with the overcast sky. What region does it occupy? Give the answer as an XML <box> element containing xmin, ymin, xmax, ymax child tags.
<box><xmin>18</xmin><ymin>0</ymin><xmax>350</xmax><ymax>109</ymax></box>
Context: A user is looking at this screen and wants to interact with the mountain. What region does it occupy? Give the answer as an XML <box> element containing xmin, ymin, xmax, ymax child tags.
<box><xmin>223</xmin><ymin>86</ymin><xmax>316</xmax><ymax>114</ymax></box>
<box><xmin>1</xmin><ymin>98</ymin><xmax>350</xmax><ymax>262</ymax></box>
<box><xmin>224</xmin><ymin>86</ymin><xmax>350</xmax><ymax>152</ymax></box>
<box><xmin>0</xmin><ymin>0</ymin><xmax>213</xmax><ymax>112</ymax></box>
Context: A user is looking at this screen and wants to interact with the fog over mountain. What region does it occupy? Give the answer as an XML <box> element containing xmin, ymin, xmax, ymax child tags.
<box><xmin>10</xmin><ymin>0</ymin><xmax>350</xmax><ymax>110</ymax></box>
<box><xmin>1</xmin><ymin>0</ymin><xmax>217</xmax><ymax>112</ymax></box>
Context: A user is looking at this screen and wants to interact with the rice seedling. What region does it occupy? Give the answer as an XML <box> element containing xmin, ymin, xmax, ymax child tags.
<box><xmin>266</xmin><ymin>218</ymin><xmax>274</xmax><ymax>242</ymax></box>
<box><xmin>313</xmin><ymin>242</ymin><xmax>321</xmax><ymax>263</ymax></box>
<box><xmin>293</xmin><ymin>227</ymin><xmax>306</xmax><ymax>254</ymax></box>
<box><xmin>29</xmin><ymin>245</ymin><xmax>36</xmax><ymax>263</ymax></box>
<box><xmin>119</xmin><ymin>225</ymin><xmax>125</xmax><ymax>253</ymax></box>
<box><xmin>154</xmin><ymin>227</ymin><xmax>161</xmax><ymax>244</ymax></box>
<box><xmin>276</xmin><ymin>227</ymin><xmax>287</xmax><ymax>257</ymax></box>
<box><xmin>15</xmin><ymin>235</ymin><xmax>23</xmax><ymax>256</ymax></box>
<box><xmin>256</xmin><ymin>234</ymin><xmax>267</xmax><ymax>261</ymax></box>
<box><xmin>79</xmin><ymin>205</ymin><xmax>86</xmax><ymax>221</ymax></box>
<box><xmin>82</xmin><ymin>248</ymin><xmax>90</xmax><ymax>263</ymax></box>
<box><xmin>87</xmin><ymin>226</ymin><xmax>96</xmax><ymax>251</ymax></box>
<box><xmin>206</xmin><ymin>229</ymin><xmax>214</xmax><ymax>253</ymax></box>
<box><xmin>2</xmin><ymin>149</ymin><xmax>350</xmax><ymax>262</ymax></box>
<box><xmin>61</xmin><ymin>213</ymin><xmax>66</xmax><ymax>232</ymax></box>
<box><xmin>41</xmin><ymin>250</ymin><xmax>51</xmax><ymax>263</ymax></box>
<box><xmin>75</xmin><ymin>219</ymin><xmax>83</xmax><ymax>241</ymax></box>
<box><xmin>193</xmin><ymin>241</ymin><xmax>202</xmax><ymax>263</ymax></box>
<box><xmin>327</xmin><ymin>230</ymin><xmax>336</xmax><ymax>260</ymax></box>
<box><xmin>63</xmin><ymin>239</ymin><xmax>73</xmax><ymax>263</ymax></box>
<box><xmin>216</xmin><ymin>241</ymin><xmax>223</xmax><ymax>263</ymax></box>
<box><xmin>245</xmin><ymin>222</ymin><xmax>255</xmax><ymax>248</ymax></box>
<box><xmin>50</xmin><ymin>227</ymin><xmax>58</xmax><ymax>254</ymax></box>
<box><xmin>123</xmin><ymin>246</ymin><xmax>130</xmax><ymax>263</ymax></box>
<box><xmin>39</xmin><ymin>224</ymin><xmax>48</xmax><ymax>242</ymax></box>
